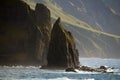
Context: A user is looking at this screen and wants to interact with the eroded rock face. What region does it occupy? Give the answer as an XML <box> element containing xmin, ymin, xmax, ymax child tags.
<box><xmin>0</xmin><ymin>0</ymin><xmax>51</xmax><ymax>65</ymax></box>
<box><xmin>0</xmin><ymin>0</ymin><xmax>37</xmax><ymax>65</ymax></box>
<box><xmin>35</xmin><ymin>3</ymin><xmax>52</xmax><ymax>65</ymax></box>
<box><xmin>47</xmin><ymin>18</ymin><xmax>80</xmax><ymax>68</ymax></box>
<box><xmin>0</xmin><ymin>0</ymin><xmax>79</xmax><ymax>67</ymax></box>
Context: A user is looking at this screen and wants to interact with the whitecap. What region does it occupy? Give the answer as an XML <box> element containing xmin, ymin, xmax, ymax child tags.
<box><xmin>1</xmin><ymin>77</ymin><xmax>94</xmax><ymax>80</ymax></box>
<box><xmin>37</xmin><ymin>77</ymin><xmax>94</xmax><ymax>80</ymax></box>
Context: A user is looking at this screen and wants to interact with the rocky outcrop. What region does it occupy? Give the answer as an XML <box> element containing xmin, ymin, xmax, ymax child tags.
<box><xmin>0</xmin><ymin>0</ymin><xmax>36</xmax><ymax>65</ymax></box>
<box><xmin>65</xmin><ymin>65</ymin><xmax>115</xmax><ymax>73</ymax></box>
<box><xmin>47</xmin><ymin>18</ymin><xmax>80</xmax><ymax>68</ymax></box>
<box><xmin>78</xmin><ymin>65</ymin><xmax>114</xmax><ymax>73</ymax></box>
<box><xmin>0</xmin><ymin>0</ymin><xmax>51</xmax><ymax>65</ymax></box>
<box><xmin>35</xmin><ymin>3</ymin><xmax>51</xmax><ymax>65</ymax></box>
<box><xmin>0</xmin><ymin>0</ymin><xmax>79</xmax><ymax>67</ymax></box>
<box><xmin>65</xmin><ymin>67</ymin><xmax>77</xmax><ymax>72</ymax></box>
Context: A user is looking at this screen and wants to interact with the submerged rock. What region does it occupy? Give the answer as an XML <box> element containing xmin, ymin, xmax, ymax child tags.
<box><xmin>65</xmin><ymin>67</ymin><xmax>77</xmax><ymax>72</ymax></box>
<box><xmin>47</xmin><ymin>17</ymin><xmax>80</xmax><ymax>68</ymax></box>
<box><xmin>99</xmin><ymin>66</ymin><xmax>107</xmax><ymax>70</ymax></box>
<box><xmin>77</xmin><ymin>65</ymin><xmax>115</xmax><ymax>73</ymax></box>
<box><xmin>79</xmin><ymin>66</ymin><xmax>95</xmax><ymax>72</ymax></box>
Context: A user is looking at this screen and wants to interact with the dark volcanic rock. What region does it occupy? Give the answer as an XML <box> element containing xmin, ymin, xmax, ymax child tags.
<box><xmin>78</xmin><ymin>65</ymin><xmax>115</xmax><ymax>73</ymax></box>
<box><xmin>0</xmin><ymin>0</ymin><xmax>33</xmax><ymax>24</ymax></box>
<box><xmin>35</xmin><ymin>3</ymin><xmax>52</xmax><ymax>65</ymax></box>
<box><xmin>79</xmin><ymin>66</ymin><xmax>95</xmax><ymax>72</ymax></box>
<box><xmin>65</xmin><ymin>67</ymin><xmax>77</xmax><ymax>72</ymax></box>
<box><xmin>0</xmin><ymin>0</ymin><xmax>37</xmax><ymax>65</ymax></box>
<box><xmin>0</xmin><ymin>0</ymin><xmax>79</xmax><ymax>67</ymax></box>
<box><xmin>99</xmin><ymin>66</ymin><xmax>107</xmax><ymax>70</ymax></box>
<box><xmin>47</xmin><ymin>17</ymin><xmax>80</xmax><ymax>68</ymax></box>
<box><xmin>0</xmin><ymin>0</ymin><xmax>51</xmax><ymax>65</ymax></box>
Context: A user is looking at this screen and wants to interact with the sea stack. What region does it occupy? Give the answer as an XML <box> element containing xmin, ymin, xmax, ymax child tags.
<box><xmin>47</xmin><ymin>17</ymin><xmax>80</xmax><ymax>68</ymax></box>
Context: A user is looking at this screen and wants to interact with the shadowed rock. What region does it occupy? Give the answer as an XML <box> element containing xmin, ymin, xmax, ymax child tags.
<box><xmin>65</xmin><ymin>67</ymin><xmax>77</xmax><ymax>72</ymax></box>
<box><xmin>0</xmin><ymin>0</ymin><xmax>37</xmax><ymax>65</ymax></box>
<box><xmin>0</xmin><ymin>0</ymin><xmax>78</xmax><ymax>67</ymax></box>
<box><xmin>35</xmin><ymin>3</ymin><xmax>52</xmax><ymax>65</ymax></box>
<box><xmin>47</xmin><ymin>17</ymin><xmax>80</xmax><ymax>68</ymax></box>
<box><xmin>0</xmin><ymin>0</ymin><xmax>51</xmax><ymax>65</ymax></box>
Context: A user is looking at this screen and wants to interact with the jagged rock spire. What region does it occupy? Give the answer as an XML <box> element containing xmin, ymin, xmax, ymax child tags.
<box><xmin>47</xmin><ymin>17</ymin><xmax>80</xmax><ymax>68</ymax></box>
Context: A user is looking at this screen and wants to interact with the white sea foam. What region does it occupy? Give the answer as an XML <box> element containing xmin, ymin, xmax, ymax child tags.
<box><xmin>0</xmin><ymin>65</ymin><xmax>41</xmax><ymax>69</ymax></box>
<box><xmin>0</xmin><ymin>77</ymin><xmax>94</xmax><ymax>80</ymax></box>
<box><xmin>0</xmin><ymin>58</ymin><xmax>120</xmax><ymax>80</ymax></box>
<box><xmin>45</xmin><ymin>77</ymin><xmax>95</xmax><ymax>80</ymax></box>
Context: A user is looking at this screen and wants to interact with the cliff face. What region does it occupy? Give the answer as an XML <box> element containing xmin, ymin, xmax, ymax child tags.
<box><xmin>0</xmin><ymin>0</ymin><xmax>36</xmax><ymax>65</ymax></box>
<box><xmin>47</xmin><ymin>18</ymin><xmax>80</xmax><ymax>68</ymax></box>
<box><xmin>35</xmin><ymin>3</ymin><xmax>51</xmax><ymax>65</ymax></box>
<box><xmin>0</xmin><ymin>0</ymin><xmax>51</xmax><ymax>65</ymax></box>
<box><xmin>0</xmin><ymin>0</ymin><xmax>79</xmax><ymax>67</ymax></box>
<box><xmin>27</xmin><ymin>3</ymin><xmax>52</xmax><ymax>65</ymax></box>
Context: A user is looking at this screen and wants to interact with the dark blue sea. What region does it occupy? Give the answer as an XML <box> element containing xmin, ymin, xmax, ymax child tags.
<box><xmin>0</xmin><ymin>58</ymin><xmax>120</xmax><ymax>80</ymax></box>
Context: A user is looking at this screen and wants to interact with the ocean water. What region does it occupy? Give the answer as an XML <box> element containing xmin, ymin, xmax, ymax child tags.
<box><xmin>0</xmin><ymin>58</ymin><xmax>120</xmax><ymax>80</ymax></box>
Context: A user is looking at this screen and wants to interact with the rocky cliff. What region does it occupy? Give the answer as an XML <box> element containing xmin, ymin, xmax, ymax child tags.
<box><xmin>0</xmin><ymin>0</ymin><xmax>79</xmax><ymax>67</ymax></box>
<box><xmin>0</xmin><ymin>0</ymin><xmax>37</xmax><ymax>65</ymax></box>
<box><xmin>35</xmin><ymin>3</ymin><xmax>52</xmax><ymax>65</ymax></box>
<box><xmin>47</xmin><ymin>18</ymin><xmax>80</xmax><ymax>68</ymax></box>
<box><xmin>0</xmin><ymin>0</ymin><xmax>52</xmax><ymax>65</ymax></box>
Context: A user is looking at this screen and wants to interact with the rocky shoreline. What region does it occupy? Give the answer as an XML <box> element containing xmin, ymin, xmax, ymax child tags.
<box><xmin>0</xmin><ymin>1</ymin><xmax>117</xmax><ymax>74</ymax></box>
<box><xmin>65</xmin><ymin>65</ymin><xmax>115</xmax><ymax>73</ymax></box>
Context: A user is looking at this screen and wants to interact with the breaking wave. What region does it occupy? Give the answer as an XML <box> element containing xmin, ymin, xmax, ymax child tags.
<box><xmin>0</xmin><ymin>58</ymin><xmax>120</xmax><ymax>80</ymax></box>
<box><xmin>0</xmin><ymin>77</ymin><xmax>95</xmax><ymax>80</ymax></box>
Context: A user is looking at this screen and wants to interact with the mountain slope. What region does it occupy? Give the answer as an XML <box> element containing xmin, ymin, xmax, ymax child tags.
<box><xmin>25</xmin><ymin>0</ymin><xmax>120</xmax><ymax>58</ymax></box>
